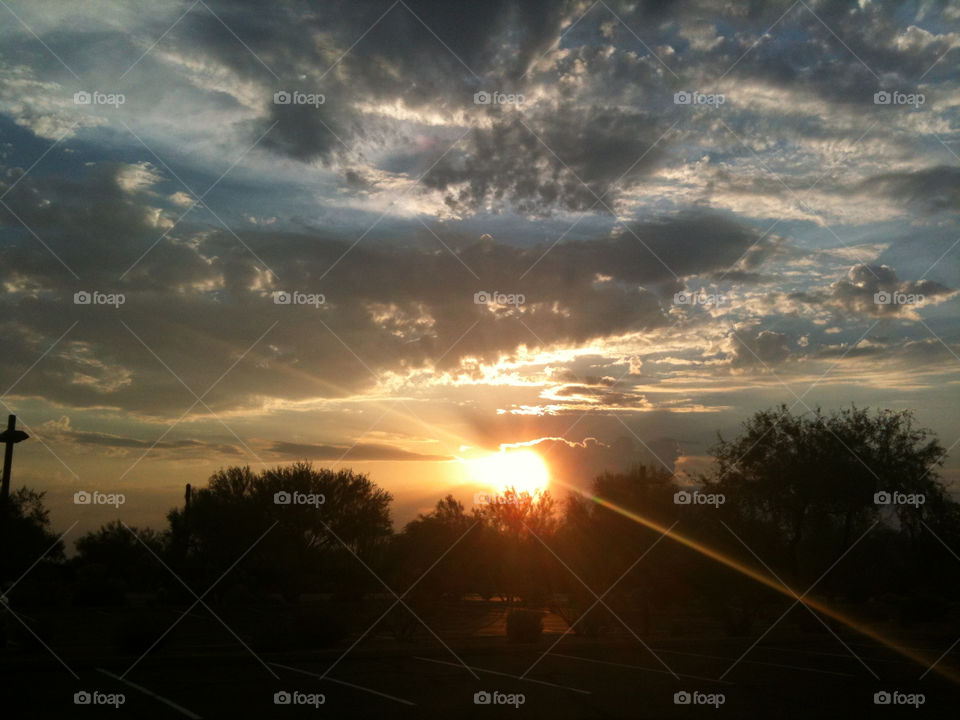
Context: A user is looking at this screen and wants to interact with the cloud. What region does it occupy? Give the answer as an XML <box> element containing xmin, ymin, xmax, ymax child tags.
<box><xmin>858</xmin><ymin>166</ymin><xmax>960</xmax><ymax>213</ymax></box>
<box><xmin>1</xmin><ymin>0</ymin><xmax>959</xmax><ymax>493</ymax></box>
<box><xmin>266</xmin><ymin>440</ymin><xmax>451</xmax><ymax>462</ymax></box>
<box><xmin>505</xmin><ymin>434</ymin><xmax>682</xmax><ymax>491</ymax></box>
<box><xmin>38</xmin><ymin>416</ymin><xmax>241</xmax><ymax>456</ymax></box>
<box><xmin>727</xmin><ymin>324</ymin><xmax>793</xmax><ymax>369</ymax></box>
<box><xmin>198</xmin><ymin>0</ymin><xmax>571</xmax><ymax>165</ymax></box>
<box><xmin>422</xmin><ymin>106</ymin><xmax>668</xmax><ymax>214</ymax></box>
<box><xmin>827</xmin><ymin>264</ymin><xmax>955</xmax><ymax>317</ymax></box>
<box><xmin>1</xmin><ymin>160</ymin><xmax>766</xmax><ymax>415</ymax></box>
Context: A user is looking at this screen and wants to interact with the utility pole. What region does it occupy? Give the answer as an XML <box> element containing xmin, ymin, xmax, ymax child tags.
<box><xmin>0</xmin><ymin>415</ymin><xmax>29</xmax><ymax>505</ymax></box>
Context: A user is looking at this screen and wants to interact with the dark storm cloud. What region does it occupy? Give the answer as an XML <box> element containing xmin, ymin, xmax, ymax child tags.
<box><xmin>604</xmin><ymin>0</ymin><xmax>953</xmax><ymax>104</ymax></box>
<box><xmin>529</xmin><ymin>211</ymin><xmax>769</xmax><ymax>284</ymax></box>
<box><xmin>0</xmin><ymin>158</ymin><xmax>765</xmax><ymax>415</ymax></box>
<box><xmin>824</xmin><ymin>264</ymin><xmax>954</xmax><ymax>316</ymax></box>
<box><xmin>858</xmin><ymin>166</ymin><xmax>960</xmax><ymax>213</ymax></box>
<box><xmin>728</xmin><ymin>324</ymin><xmax>793</xmax><ymax>368</ymax></box>
<box><xmin>545</xmin><ymin>383</ymin><xmax>650</xmax><ymax>410</ymax></box>
<box><xmin>2</xmin><ymin>0</ymin><xmax>957</xmax><ymax>434</ymax></box>
<box><xmin>172</xmin><ymin>0</ymin><xmax>573</xmax><ymax>163</ymax></box>
<box><xmin>10</xmin><ymin>0</ymin><xmax>953</xmax><ymax>221</ymax></box>
<box><xmin>258</xmin><ymin>92</ymin><xmax>358</xmax><ymax>164</ymax></box>
<box><xmin>331</xmin><ymin>0</ymin><xmax>570</xmax><ymax>84</ymax></box>
<box><xmin>423</xmin><ymin>106</ymin><xmax>668</xmax><ymax>214</ymax></box>
<box><xmin>0</xmin><ymin>162</ymin><xmax>210</xmax><ymax>288</ymax></box>
<box><xmin>142</xmin><ymin>0</ymin><xmax>669</xmax><ymax>212</ymax></box>
<box><xmin>343</xmin><ymin>168</ymin><xmax>375</xmax><ymax>193</ymax></box>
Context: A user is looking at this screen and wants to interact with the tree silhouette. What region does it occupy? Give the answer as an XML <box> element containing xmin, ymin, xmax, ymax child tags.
<box><xmin>478</xmin><ymin>488</ymin><xmax>557</xmax><ymax>605</ymax></box>
<box><xmin>4</xmin><ymin>405</ymin><xmax>951</xmax><ymax>659</ymax></box>
<box><xmin>555</xmin><ymin>467</ymin><xmax>686</xmax><ymax>636</ymax></box>
<box><xmin>391</xmin><ymin>495</ymin><xmax>480</xmax><ymax>601</ymax></box>
<box><xmin>165</xmin><ymin>462</ymin><xmax>392</xmax><ymax>601</ymax></box>
<box><xmin>705</xmin><ymin>405</ymin><xmax>950</xmax><ymax>584</ymax></box>
<box><xmin>1</xmin><ymin>488</ymin><xmax>65</xmax><ymax>646</ymax></box>
<box><xmin>73</xmin><ymin>521</ymin><xmax>164</xmax><ymax>605</ymax></box>
<box><xmin>0</xmin><ymin>487</ymin><xmax>64</xmax><ymax>589</ymax></box>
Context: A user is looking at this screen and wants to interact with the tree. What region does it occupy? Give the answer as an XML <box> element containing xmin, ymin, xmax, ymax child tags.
<box><xmin>73</xmin><ymin>521</ymin><xmax>165</xmax><ymax>596</ymax></box>
<box><xmin>555</xmin><ymin>467</ymin><xmax>688</xmax><ymax>636</ymax></box>
<box><xmin>165</xmin><ymin>462</ymin><xmax>393</xmax><ymax>601</ymax></box>
<box><xmin>393</xmin><ymin>489</ymin><xmax>559</xmax><ymax>605</ymax></box>
<box><xmin>0</xmin><ymin>487</ymin><xmax>64</xmax><ymax>581</ymax></box>
<box><xmin>479</xmin><ymin>488</ymin><xmax>558</xmax><ymax>605</ymax></box>
<box><xmin>704</xmin><ymin>405</ymin><xmax>955</xmax><ymax>593</ymax></box>
<box><xmin>0</xmin><ymin>487</ymin><xmax>66</xmax><ymax>612</ymax></box>
<box><xmin>392</xmin><ymin>495</ymin><xmax>480</xmax><ymax>600</ymax></box>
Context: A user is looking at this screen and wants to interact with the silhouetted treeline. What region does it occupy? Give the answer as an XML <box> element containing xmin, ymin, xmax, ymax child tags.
<box><xmin>2</xmin><ymin>406</ymin><xmax>959</xmax><ymax>649</ymax></box>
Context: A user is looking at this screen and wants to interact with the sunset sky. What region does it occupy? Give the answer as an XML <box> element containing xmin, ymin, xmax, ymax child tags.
<box><xmin>1</xmin><ymin>0</ymin><xmax>958</xmax><ymax>535</ymax></box>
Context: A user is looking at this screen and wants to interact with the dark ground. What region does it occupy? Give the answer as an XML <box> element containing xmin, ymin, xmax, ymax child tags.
<box><xmin>4</xmin><ymin>605</ymin><xmax>960</xmax><ymax>718</ymax></box>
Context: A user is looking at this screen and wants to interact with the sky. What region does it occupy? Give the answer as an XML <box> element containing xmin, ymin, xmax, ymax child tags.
<box><xmin>0</xmin><ymin>0</ymin><xmax>958</xmax><ymax>536</ymax></box>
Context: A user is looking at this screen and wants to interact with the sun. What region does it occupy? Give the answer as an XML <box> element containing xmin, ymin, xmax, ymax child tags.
<box><xmin>467</xmin><ymin>449</ymin><xmax>550</xmax><ymax>495</ymax></box>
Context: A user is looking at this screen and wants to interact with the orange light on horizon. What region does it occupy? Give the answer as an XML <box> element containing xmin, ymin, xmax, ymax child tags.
<box><xmin>465</xmin><ymin>449</ymin><xmax>550</xmax><ymax>495</ymax></box>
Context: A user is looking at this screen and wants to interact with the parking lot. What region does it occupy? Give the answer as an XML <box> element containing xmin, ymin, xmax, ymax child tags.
<box><xmin>8</xmin><ymin>628</ymin><xmax>960</xmax><ymax>718</ymax></box>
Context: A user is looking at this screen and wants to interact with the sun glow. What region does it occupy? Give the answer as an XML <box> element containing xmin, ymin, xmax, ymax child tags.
<box><xmin>467</xmin><ymin>449</ymin><xmax>550</xmax><ymax>495</ymax></box>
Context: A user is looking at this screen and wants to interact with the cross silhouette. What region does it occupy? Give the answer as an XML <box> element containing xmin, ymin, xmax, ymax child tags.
<box><xmin>0</xmin><ymin>415</ymin><xmax>29</xmax><ymax>504</ymax></box>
